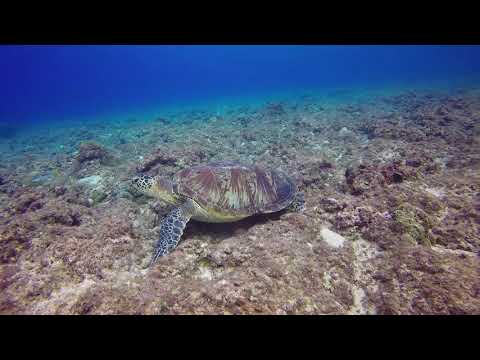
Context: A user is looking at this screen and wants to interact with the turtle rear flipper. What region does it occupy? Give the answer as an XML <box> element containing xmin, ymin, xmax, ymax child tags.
<box><xmin>149</xmin><ymin>205</ymin><xmax>192</xmax><ymax>266</ymax></box>
<box><xmin>286</xmin><ymin>192</ymin><xmax>305</xmax><ymax>213</ymax></box>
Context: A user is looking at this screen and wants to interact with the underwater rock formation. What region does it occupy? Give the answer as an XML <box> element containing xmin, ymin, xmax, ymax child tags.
<box><xmin>136</xmin><ymin>148</ymin><xmax>178</xmax><ymax>173</ymax></box>
<box><xmin>72</xmin><ymin>141</ymin><xmax>114</xmax><ymax>173</ymax></box>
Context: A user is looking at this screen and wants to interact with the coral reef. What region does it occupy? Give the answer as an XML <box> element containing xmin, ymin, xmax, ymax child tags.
<box><xmin>0</xmin><ymin>87</ymin><xmax>479</xmax><ymax>314</ymax></box>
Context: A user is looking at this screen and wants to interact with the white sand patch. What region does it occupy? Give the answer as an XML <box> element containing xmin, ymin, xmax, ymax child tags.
<box><xmin>198</xmin><ymin>266</ymin><xmax>214</xmax><ymax>281</ymax></box>
<box><xmin>353</xmin><ymin>237</ymin><xmax>381</xmax><ymax>261</ymax></box>
<box><xmin>348</xmin><ymin>238</ymin><xmax>381</xmax><ymax>315</ymax></box>
<box><xmin>32</xmin><ymin>277</ymin><xmax>96</xmax><ymax>314</ymax></box>
<box><xmin>77</xmin><ymin>175</ymin><xmax>102</xmax><ymax>187</ymax></box>
<box><xmin>431</xmin><ymin>245</ymin><xmax>476</xmax><ymax>257</ymax></box>
<box><xmin>320</xmin><ymin>227</ymin><xmax>346</xmax><ymax>248</ymax></box>
<box><xmin>348</xmin><ymin>286</ymin><xmax>368</xmax><ymax>315</ymax></box>
<box><xmin>339</xmin><ymin>127</ymin><xmax>354</xmax><ymax>137</ymax></box>
<box><xmin>424</xmin><ymin>187</ymin><xmax>445</xmax><ymax>198</ymax></box>
<box><xmin>322</xmin><ymin>271</ymin><xmax>334</xmax><ymax>290</ymax></box>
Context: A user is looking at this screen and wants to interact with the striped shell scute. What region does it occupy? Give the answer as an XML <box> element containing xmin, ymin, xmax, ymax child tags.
<box><xmin>174</xmin><ymin>162</ymin><xmax>296</xmax><ymax>215</ymax></box>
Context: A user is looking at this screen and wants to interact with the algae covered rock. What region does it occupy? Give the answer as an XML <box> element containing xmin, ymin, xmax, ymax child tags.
<box><xmin>75</xmin><ymin>175</ymin><xmax>110</xmax><ymax>206</ymax></box>
<box><xmin>345</xmin><ymin>160</ymin><xmax>423</xmax><ymax>195</ymax></box>
<box><xmin>72</xmin><ymin>141</ymin><xmax>115</xmax><ymax>172</ymax></box>
<box><xmin>392</xmin><ymin>203</ymin><xmax>436</xmax><ymax>246</ymax></box>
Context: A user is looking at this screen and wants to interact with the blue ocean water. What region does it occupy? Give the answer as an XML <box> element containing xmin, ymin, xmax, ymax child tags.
<box><xmin>1</xmin><ymin>45</ymin><xmax>480</xmax><ymax>127</ymax></box>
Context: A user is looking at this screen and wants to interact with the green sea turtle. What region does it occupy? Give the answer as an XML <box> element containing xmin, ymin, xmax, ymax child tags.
<box><xmin>131</xmin><ymin>161</ymin><xmax>305</xmax><ymax>266</ymax></box>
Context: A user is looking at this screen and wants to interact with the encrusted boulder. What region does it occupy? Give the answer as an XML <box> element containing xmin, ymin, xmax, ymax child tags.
<box><xmin>72</xmin><ymin>142</ymin><xmax>114</xmax><ymax>172</ymax></box>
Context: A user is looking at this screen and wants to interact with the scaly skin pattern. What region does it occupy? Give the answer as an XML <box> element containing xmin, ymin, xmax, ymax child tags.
<box><xmin>150</xmin><ymin>206</ymin><xmax>191</xmax><ymax>265</ymax></box>
<box><xmin>286</xmin><ymin>192</ymin><xmax>305</xmax><ymax>213</ymax></box>
<box><xmin>132</xmin><ymin>175</ymin><xmax>155</xmax><ymax>193</ymax></box>
<box><xmin>149</xmin><ymin>197</ymin><xmax>255</xmax><ymax>265</ymax></box>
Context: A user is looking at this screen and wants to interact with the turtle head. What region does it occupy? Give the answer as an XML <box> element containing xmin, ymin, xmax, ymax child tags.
<box><xmin>131</xmin><ymin>175</ymin><xmax>180</xmax><ymax>205</ymax></box>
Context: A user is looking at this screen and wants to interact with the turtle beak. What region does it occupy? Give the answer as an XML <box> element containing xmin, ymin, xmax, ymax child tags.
<box><xmin>131</xmin><ymin>176</ymin><xmax>140</xmax><ymax>186</ymax></box>
<box><xmin>130</xmin><ymin>177</ymin><xmax>141</xmax><ymax>192</ymax></box>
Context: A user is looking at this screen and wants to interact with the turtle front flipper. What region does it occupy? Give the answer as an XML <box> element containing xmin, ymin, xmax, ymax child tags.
<box><xmin>149</xmin><ymin>205</ymin><xmax>192</xmax><ymax>266</ymax></box>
